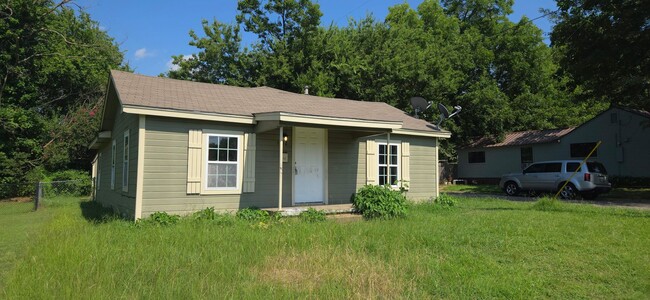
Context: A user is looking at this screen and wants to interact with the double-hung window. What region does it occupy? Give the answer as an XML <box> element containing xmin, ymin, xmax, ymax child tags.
<box><xmin>122</xmin><ymin>130</ymin><xmax>129</xmax><ymax>192</ymax></box>
<box><xmin>378</xmin><ymin>143</ymin><xmax>400</xmax><ymax>186</ymax></box>
<box><xmin>206</xmin><ymin>134</ymin><xmax>240</xmax><ymax>189</ymax></box>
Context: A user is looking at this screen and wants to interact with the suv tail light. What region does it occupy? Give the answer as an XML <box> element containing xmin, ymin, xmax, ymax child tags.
<box><xmin>584</xmin><ymin>173</ymin><xmax>591</xmax><ymax>182</ymax></box>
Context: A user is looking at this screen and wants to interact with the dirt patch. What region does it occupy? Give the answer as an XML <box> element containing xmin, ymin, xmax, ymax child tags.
<box><xmin>0</xmin><ymin>196</ymin><xmax>32</xmax><ymax>203</ymax></box>
<box><xmin>254</xmin><ymin>247</ymin><xmax>407</xmax><ymax>298</ymax></box>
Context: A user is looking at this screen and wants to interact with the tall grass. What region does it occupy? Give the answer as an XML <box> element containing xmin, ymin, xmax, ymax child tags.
<box><xmin>2</xmin><ymin>196</ymin><xmax>649</xmax><ymax>298</ymax></box>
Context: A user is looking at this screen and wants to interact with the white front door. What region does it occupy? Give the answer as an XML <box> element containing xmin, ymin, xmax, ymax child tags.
<box><xmin>293</xmin><ymin>127</ymin><xmax>326</xmax><ymax>204</ymax></box>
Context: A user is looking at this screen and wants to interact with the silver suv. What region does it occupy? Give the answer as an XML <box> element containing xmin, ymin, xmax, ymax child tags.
<box><xmin>499</xmin><ymin>160</ymin><xmax>611</xmax><ymax>199</ymax></box>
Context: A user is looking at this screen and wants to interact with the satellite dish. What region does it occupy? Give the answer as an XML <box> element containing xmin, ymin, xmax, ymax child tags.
<box><xmin>437</xmin><ymin>103</ymin><xmax>462</xmax><ymax>128</ymax></box>
<box><xmin>410</xmin><ymin>97</ymin><xmax>432</xmax><ymax>119</ymax></box>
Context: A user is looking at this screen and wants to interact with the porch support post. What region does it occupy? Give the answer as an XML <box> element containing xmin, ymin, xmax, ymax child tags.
<box><xmin>387</xmin><ymin>132</ymin><xmax>391</xmax><ymax>186</ymax></box>
<box><xmin>278</xmin><ymin>126</ymin><xmax>284</xmax><ymax>211</ymax></box>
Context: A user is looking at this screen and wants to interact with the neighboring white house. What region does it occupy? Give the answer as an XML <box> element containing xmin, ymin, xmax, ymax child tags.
<box><xmin>457</xmin><ymin>106</ymin><xmax>650</xmax><ymax>183</ymax></box>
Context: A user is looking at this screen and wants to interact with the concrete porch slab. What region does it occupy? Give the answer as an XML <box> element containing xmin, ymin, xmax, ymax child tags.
<box><xmin>264</xmin><ymin>203</ymin><xmax>357</xmax><ymax>217</ymax></box>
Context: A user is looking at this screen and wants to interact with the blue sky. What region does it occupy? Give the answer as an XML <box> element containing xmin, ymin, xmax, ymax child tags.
<box><xmin>76</xmin><ymin>0</ymin><xmax>557</xmax><ymax>76</ymax></box>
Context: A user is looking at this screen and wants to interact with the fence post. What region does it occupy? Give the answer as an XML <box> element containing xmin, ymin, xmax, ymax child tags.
<box><xmin>34</xmin><ymin>182</ymin><xmax>41</xmax><ymax>211</ymax></box>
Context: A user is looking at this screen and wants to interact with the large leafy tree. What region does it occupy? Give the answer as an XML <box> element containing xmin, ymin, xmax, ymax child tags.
<box><xmin>0</xmin><ymin>0</ymin><xmax>125</xmax><ymax>196</ymax></box>
<box><xmin>551</xmin><ymin>0</ymin><xmax>650</xmax><ymax>110</ymax></box>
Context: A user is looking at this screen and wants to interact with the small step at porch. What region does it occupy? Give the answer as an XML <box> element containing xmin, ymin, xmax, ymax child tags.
<box><xmin>264</xmin><ymin>203</ymin><xmax>357</xmax><ymax>217</ymax></box>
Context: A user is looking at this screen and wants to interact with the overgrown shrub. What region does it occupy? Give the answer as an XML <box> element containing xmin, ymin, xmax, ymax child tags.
<box><xmin>352</xmin><ymin>185</ymin><xmax>407</xmax><ymax>220</ymax></box>
<box><xmin>193</xmin><ymin>207</ymin><xmax>236</xmax><ymax>226</ymax></box>
<box><xmin>532</xmin><ymin>197</ymin><xmax>562</xmax><ymax>211</ymax></box>
<box><xmin>236</xmin><ymin>207</ymin><xmax>271</xmax><ymax>222</ymax></box>
<box><xmin>432</xmin><ymin>193</ymin><xmax>457</xmax><ymax>208</ymax></box>
<box><xmin>299</xmin><ymin>208</ymin><xmax>327</xmax><ymax>223</ymax></box>
<box><xmin>140</xmin><ymin>211</ymin><xmax>181</xmax><ymax>226</ymax></box>
<box><xmin>43</xmin><ymin>170</ymin><xmax>92</xmax><ymax>197</ymax></box>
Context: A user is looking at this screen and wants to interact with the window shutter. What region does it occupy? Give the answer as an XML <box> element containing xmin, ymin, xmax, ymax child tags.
<box><xmin>187</xmin><ymin>129</ymin><xmax>202</xmax><ymax>194</ymax></box>
<box><xmin>401</xmin><ymin>141</ymin><xmax>410</xmax><ymax>190</ymax></box>
<box><xmin>243</xmin><ymin>133</ymin><xmax>256</xmax><ymax>193</ymax></box>
<box><xmin>366</xmin><ymin>140</ymin><xmax>377</xmax><ymax>185</ymax></box>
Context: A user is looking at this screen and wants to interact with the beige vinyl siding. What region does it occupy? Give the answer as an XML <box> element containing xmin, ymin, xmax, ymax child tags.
<box><xmin>357</xmin><ymin>134</ymin><xmax>439</xmax><ymax>201</ymax></box>
<box><xmin>141</xmin><ymin>116</ymin><xmax>292</xmax><ymax>216</ymax></box>
<box><xmin>95</xmin><ymin>108</ymin><xmax>139</xmax><ymax>218</ymax></box>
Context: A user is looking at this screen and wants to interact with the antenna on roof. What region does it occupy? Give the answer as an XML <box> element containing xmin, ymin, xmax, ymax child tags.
<box><xmin>437</xmin><ymin>103</ymin><xmax>462</xmax><ymax>127</ymax></box>
<box><xmin>410</xmin><ymin>97</ymin><xmax>431</xmax><ymax>119</ymax></box>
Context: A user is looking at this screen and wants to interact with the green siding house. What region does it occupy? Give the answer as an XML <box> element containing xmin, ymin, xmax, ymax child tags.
<box><xmin>89</xmin><ymin>71</ymin><xmax>450</xmax><ymax>219</ymax></box>
<box><xmin>457</xmin><ymin>106</ymin><xmax>650</xmax><ymax>183</ymax></box>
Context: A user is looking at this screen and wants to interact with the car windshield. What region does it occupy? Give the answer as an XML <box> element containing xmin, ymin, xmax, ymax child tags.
<box><xmin>587</xmin><ymin>162</ymin><xmax>607</xmax><ymax>174</ymax></box>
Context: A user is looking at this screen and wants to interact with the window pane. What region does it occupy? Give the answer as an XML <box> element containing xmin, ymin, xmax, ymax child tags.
<box><xmin>468</xmin><ymin>151</ymin><xmax>485</xmax><ymax>163</ymax></box>
<box><xmin>228</xmin><ymin>150</ymin><xmax>237</xmax><ymax>162</ymax></box>
<box><xmin>566</xmin><ymin>163</ymin><xmax>581</xmax><ymax>172</ymax></box>
<box><xmin>219</xmin><ymin>137</ymin><xmax>228</xmax><ymax>148</ymax></box>
<box><xmin>209</xmin><ymin>136</ymin><xmax>219</xmax><ymax>148</ymax></box>
<box><xmin>379</xmin><ymin>175</ymin><xmax>386</xmax><ymax>186</ymax></box>
<box><xmin>570</xmin><ymin>142</ymin><xmax>598</xmax><ymax>158</ymax></box>
<box><xmin>217</xmin><ymin>164</ymin><xmax>227</xmax><ymax>176</ymax></box>
<box><xmin>208</xmin><ymin>149</ymin><xmax>218</xmax><ymax>161</ymax></box>
<box><xmin>218</xmin><ymin>150</ymin><xmax>227</xmax><ymax>161</ymax></box>
<box><xmin>229</xmin><ymin>137</ymin><xmax>238</xmax><ymax>149</ymax></box>
<box><xmin>379</xmin><ymin>144</ymin><xmax>386</xmax><ymax>155</ymax></box>
<box><xmin>390</xmin><ymin>166</ymin><xmax>398</xmax><ymax>176</ymax></box>
<box><xmin>227</xmin><ymin>164</ymin><xmax>237</xmax><ymax>176</ymax></box>
<box><xmin>520</xmin><ymin>147</ymin><xmax>533</xmax><ymax>163</ymax></box>
<box><xmin>390</xmin><ymin>145</ymin><xmax>398</xmax><ymax>155</ymax></box>
<box><xmin>217</xmin><ymin>175</ymin><xmax>227</xmax><ymax>187</ymax></box>
<box><xmin>390</xmin><ymin>154</ymin><xmax>398</xmax><ymax>165</ymax></box>
<box><xmin>545</xmin><ymin>163</ymin><xmax>562</xmax><ymax>173</ymax></box>
<box><xmin>208</xmin><ymin>163</ymin><xmax>217</xmax><ymax>175</ymax></box>
<box><xmin>207</xmin><ymin>175</ymin><xmax>217</xmax><ymax>187</ymax></box>
<box><xmin>226</xmin><ymin>175</ymin><xmax>236</xmax><ymax>187</ymax></box>
<box><xmin>390</xmin><ymin>174</ymin><xmax>398</xmax><ymax>185</ymax></box>
<box><xmin>379</xmin><ymin>154</ymin><xmax>386</xmax><ymax>165</ymax></box>
<box><xmin>379</xmin><ymin>166</ymin><xmax>387</xmax><ymax>175</ymax></box>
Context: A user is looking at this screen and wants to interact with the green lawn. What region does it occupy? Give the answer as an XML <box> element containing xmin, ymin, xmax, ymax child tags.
<box><xmin>442</xmin><ymin>184</ymin><xmax>650</xmax><ymax>202</ymax></box>
<box><xmin>2</xmin><ymin>197</ymin><xmax>649</xmax><ymax>299</ymax></box>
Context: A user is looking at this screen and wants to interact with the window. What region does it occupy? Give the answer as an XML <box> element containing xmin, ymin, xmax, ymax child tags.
<box><xmin>468</xmin><ymin>151</ymin><xmax>485</xmax><ymax>163</ymax></box>
<box><xmin>520</xmin><ymin>147</ymin><xmax>533</xmax><ymax>163</ymax></box>
<box><xmin>566</xmin><ymin>162</ymin><xmax>581</xmax><ymax>173</ymax></box>
<box><xmin>524</xmin><ymin>163</ymin><xmax>544</xmax><ymax>173</ymax></box>
<box><xmin>544</xmin><ymin>163</ymin><xmax>562</xmax><ymax>173</ymax></box>
<box><xmin>378</xmin><ymin>143</ymin><xmax>399</xmax><ymax>186</ymax></box>
<box><xmin>570</xmin><ymin>142</ymin><xmax>598</xmax><ymax>158</ymax></box>
<box><xmin>122</xmin><ymin>130</ymin><xmax>129</xmax><ymax>192</ymax></box>
<box><xmin>111</xmin><ymin>140</ymin><xmax>116</xmax><ymax>189</ymax></box>
<box><xmin>206</xmin><ymin>134</ymin><xmax>240</xmax><ymax>189</ymax></box>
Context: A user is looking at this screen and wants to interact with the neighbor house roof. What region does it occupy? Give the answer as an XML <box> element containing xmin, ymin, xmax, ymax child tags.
<box><xmin>464</xmin><ymin>127</ymin><xmax>576</xmax><ymax>149</ymax></box>
<box><xmin>109</xmin><ymin>70</ymin><xmax>449</xmax><ymax>137</ymax></box>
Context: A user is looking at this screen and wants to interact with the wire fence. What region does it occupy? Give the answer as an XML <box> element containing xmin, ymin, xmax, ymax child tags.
<box><xmin>0</xmin><ymin>179</ymin><xmax>92</xmax><ymax>212</ymax></box>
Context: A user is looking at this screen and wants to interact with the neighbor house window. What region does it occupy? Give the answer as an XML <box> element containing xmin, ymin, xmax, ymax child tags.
<box><xmin>378</xmin><ymin>143</ymin><xmax>400</xmax><ymax>186</ymax></box>
<box><xmin>570</xmin><ymin>142</ymin><xmax>598</xmax><ymax>158</ymax></box>
<box><xmin>520</xmin><ymin>147</ymin><xmax>533</xmax><ymax>163</ymax></box>
<box><xmin>122</xmin><ymin>130</ymin><xmax>129</xmax><ymax>192</ymax></box>
<box><xmin>206</xmin><ymin>134</ymin><xmax>240</xmax><ymax>189</ymax></box>
<box><xmin>111</xmin><ymin>140</ymin><xmax>116</xmax><ymax>190</ymax></box>
<box><xmin>468</xmin><ymin>151</ymin><xmax>485</xmax><ymax>163</ymax></box>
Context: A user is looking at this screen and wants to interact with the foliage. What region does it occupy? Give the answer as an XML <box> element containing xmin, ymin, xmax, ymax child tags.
<box><xmin>0</xmin><ymin>0</ymin><xmax>125</xmax><ymax>197</ymax></box>
<box><xmin>139</xmin><ymin>212</ymin><xmax>181</xmax><ymax>226</ymax></box>
<box><xmin>610</xmin><ymin>176</ymin><xmax>650</xmax><ymax>188</ymax></box>
<box><xmin>550</xmin><ymin>0</ymin><xmax>650</xmax><ymax>110</ymax></box>
<box><xmin>236</xmin><ymin>207</ymin><xmax>271</xmax><ymax>222</ymax></box>
<box><xmin>42</xmin><ymin>169</ymin><xmax>92</xmax><ymax>197</ymax></box>
<box><xmin>432</xmin><ymin>193</ymin><xmax>458</xmax><ymax>207</ymax></box>
<box><xmin>167</xmin><ymin>0</ymin><xmax>600</xmax><ymax>161</ymax></box>
<box><xmin>352</xmin><ymin>185</ymin><xmax>407</xmax><ymax>220</ymax></box>
<box><xmin>298</xmin><ymin>207</ymin><xmax>326</xmax><ymax>223</ymax></box>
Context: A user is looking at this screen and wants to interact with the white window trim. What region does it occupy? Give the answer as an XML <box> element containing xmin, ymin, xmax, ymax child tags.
<box><xmin>111</xmin><ymin>140</ymin><xmax>116</xmax><ymax>190</ymax></box>
<box><xmin>97</xmin><ymin>153</ymin><xmax>101</xmax><ymax>191</ymax></box>
<box><xmin>377</xmin><ymin>141</ymin><xmax>401</xmax><ymax>188</ymax></box>
<box><xmin>122</xmin><ymin>130</ymin><xmax>129</xmax><ymax>192</ymax></box>
<box><xmin>201</xmin><ymin>130</ymin><xmax>244</xmax><ymax>195</ymax></box>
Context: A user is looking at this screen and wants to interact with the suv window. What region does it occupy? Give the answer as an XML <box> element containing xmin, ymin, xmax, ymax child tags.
<box><xmin>587</xmin><ymin>162</ymin><xmax>607</xmax><ymax>174</ymax></box>
<box><xmin>524</xmin><ymin>163</ymin><xmax>544</xmax><ymax>173</ymax></box>
<box><xmin>544</xmin><ymin>163</ymin><xmax>562</xmax><ymax>173</ymax></box>
<box><xmin>566</xmin><ymin>162</ymin><xmax>581</xmax><ymax>172</ymax></box>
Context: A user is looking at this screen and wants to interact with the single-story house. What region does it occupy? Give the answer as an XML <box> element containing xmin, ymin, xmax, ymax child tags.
<box><xmin>89</xmin><ymin>70</ymin><xmax>451</xmax><ymax>219</ymax></box>
<box><xmin>457</xmin><ymin>106</ymin><xmax>650</xmax><ymax>183</ymax></box>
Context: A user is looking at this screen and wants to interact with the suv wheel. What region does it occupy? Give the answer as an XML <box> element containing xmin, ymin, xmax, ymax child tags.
<box><xmin>559</xmin><ymin>183</ymin><xmax>578</xmax><ymax>200</ymax></box>
<box><xmin>504</xmin><ymin>181</ymin><xmax>519</xmax><ymax>196</ymax></box>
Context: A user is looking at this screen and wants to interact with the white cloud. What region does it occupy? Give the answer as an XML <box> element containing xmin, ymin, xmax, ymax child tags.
<box><xmin>166</xmin><ymin>55</ymin><xmax>192</xmax><ymax>71</ymax></box>
<box><xmin>134</xmin><ymin>48</ymin><xmax>152</xmax><ymax>60</ymax></box>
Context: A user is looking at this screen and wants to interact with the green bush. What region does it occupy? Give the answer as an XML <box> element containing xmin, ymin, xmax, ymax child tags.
<box><xmin>299</xmin><ymin>208</ymin><xmax>327</xmax><ymax>223</ymax></box>
<box><xmin>236</xmin><ymin>207</ymin><xmax>271</xmax><ymax>222</ymax></box>
<box><xmin>43</xmin><ymin>170</ymin><xmax>92</xmax><ymax>197</ymax></box>
<box><xmin>140</xmin><ymin>212</ymin><xmax>181</xmax><ymax>226</ymax></box>
<box><xmin>352</xmin><ymin>185</ymin><xmax>407</xmax><ymax>220</ymax></box>
<box><xmin>432</xmin><ymin>193</ymin><xmax>457</xmax><ymax>208</ymax></box>
<box><xmin>193</xmin><ymin>207</ymin><xmax>217</xmax><ymax>220</ymax></box>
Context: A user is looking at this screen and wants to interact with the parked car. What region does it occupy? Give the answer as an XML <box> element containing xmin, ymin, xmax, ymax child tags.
<box><xmin>499</xmin><ymin>160</ymin><xmax>611</xmax><ymax>199</ymax></box>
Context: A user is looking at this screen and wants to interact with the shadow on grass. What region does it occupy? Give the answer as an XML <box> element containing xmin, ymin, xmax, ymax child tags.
<box><xmin>79</xmin><ymin>201</ymin><xmax>120</xmax><ymax>223</ymax></box>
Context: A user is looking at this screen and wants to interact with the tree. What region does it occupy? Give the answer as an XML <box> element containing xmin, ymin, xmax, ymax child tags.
<box><xmin>0</xmin><ymin>0</ymin><xmax>125</xmax><ymax>196</ymax></box>
<box><xmin>551</xmin><ymin>0</ymin><xmax>650</xmax><ymax>110</ymax></box>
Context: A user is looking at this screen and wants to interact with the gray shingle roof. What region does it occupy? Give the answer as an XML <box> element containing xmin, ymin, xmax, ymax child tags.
<box><xmin>465</xmin><ymin>127</ymin><xmax>576</xmax><ymax>149</ymax></box>
<box><xmin>111</xmin><ymin>70</ymin><xmax>444</xmax><ymax>133</ymax></box>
